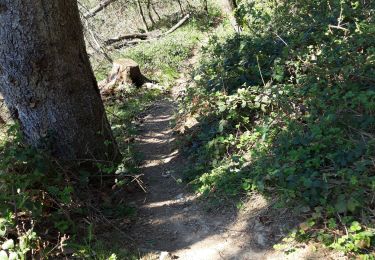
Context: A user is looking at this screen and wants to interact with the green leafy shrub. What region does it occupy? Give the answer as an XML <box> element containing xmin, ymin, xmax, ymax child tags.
<box><xmin>0</xmin><ymin>125</ymin><xmax>71</xmax><ymax>258</ymax></box>
<box><xmin>182</xmin><ymin>0</ymin><xmax>375</xmax><ymax>255</ymax></box>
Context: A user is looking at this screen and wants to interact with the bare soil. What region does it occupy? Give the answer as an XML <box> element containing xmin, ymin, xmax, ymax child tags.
<box><xmin>127</xmin><ymin>98</ymin><xmax>267</xmax><ymax>259</ymax></box>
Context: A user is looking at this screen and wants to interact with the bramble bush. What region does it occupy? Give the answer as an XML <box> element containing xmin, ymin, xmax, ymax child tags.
<box><xmin>182</xmin><ymin>0</ymin><xmax>375</xmax><ymax>256</ymax></box>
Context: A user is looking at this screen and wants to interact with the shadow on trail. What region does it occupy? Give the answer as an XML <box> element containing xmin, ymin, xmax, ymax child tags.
<box><xmin>123</xmin><ymin>99</ymin><xmax>304</xmax><ymax>259</ymax></box>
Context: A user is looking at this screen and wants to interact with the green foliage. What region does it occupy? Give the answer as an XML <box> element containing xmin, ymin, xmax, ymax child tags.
<box><xmin>0</xmin><ymin>220</ymin><xmax>37</xmax><ymax>260</ymax></box>
<box><xmin>182</xmin><ymin>0</ymin><xmax>375</xmax><ymax>255</ymax></box>
<box><xmin>94</xmin><ymin>24</ymin><xmax>202</xmax><ymax>85</ymax></box>
<box><xmin>94</xmin><ymin>8</ymin><xmax>221</xmax><ymax>85</ymax></box>
<box><xmin>72</xmin><ymin>238</ymin><xmax>138</xmax><ymax>260</ymax></box>
<box><xmin>0</xmin><ymin>86</ymin><xmax>160</xmax><ymax>258</ymax></box>
<box><xmin>275</xmin><ymin>212</ymin><xmax>375</xmax><ymax>257</ymax></box>
<box><xmin>122</xmin><ymin>25</ymin><xmax>202</xmax><ymax>86</ymax></box>
<box><xmin>0</xmin><ymin>125</ymin><xmax>71</xmax><ymax>258</ymax></box>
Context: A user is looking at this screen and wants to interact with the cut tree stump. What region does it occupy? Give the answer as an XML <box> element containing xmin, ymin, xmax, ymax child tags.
<box><xmin>99</xmin><ymin>59</ymin><xmax>148</xmax><ymax>96</ymax></box>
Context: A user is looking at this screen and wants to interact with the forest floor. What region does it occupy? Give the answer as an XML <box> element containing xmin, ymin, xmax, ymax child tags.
<box><xmin>123</xmin><ymin>49</ymin><xmax>344</xmax><ymax>260</ymax></box>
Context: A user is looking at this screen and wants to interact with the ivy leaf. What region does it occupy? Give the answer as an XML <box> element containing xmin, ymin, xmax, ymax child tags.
<box><xmin>218</xmin><ymin>120</ymin><xmax>228</xmax><ymax>133</ymax></box>
<box><xmin>335</xmin><ymin>195</ymin><xmax>347</xmax><ymax>213</ymax></box>
<box><xmin>0</xmin><ymin>251</ymin><xmax>8</xmax><ymax>260</ymax></box>
<box><xmin>217</xmin><ymin>101</ymin><xmax>227</xmax><ymax>112</ymax></box>
<box><xmin>349</xmin><ymin>221</ymin><xmax>362</xmax><ymax>232</ymax></box>
<box><xmin>0</xmin><ymin>220</ymin><xmax>6</xmax><ymax>238</ymax></box>
<box><xmin>1</xmin><ymin>239</ymin><xmax>14</xmax><ymax>250</ymax></box>
<box><xmin>347</xmin><ymin>197</ymin><xmax>360</xmax><ymax>213</ymax></box>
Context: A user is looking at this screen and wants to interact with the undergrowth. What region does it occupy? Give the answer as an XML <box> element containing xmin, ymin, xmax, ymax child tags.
<box><xmin>0</xmin><ymin>1</ymin><xmax>177</xmax><ymax>253</ymax></box>
<box><xmin>94</xmin><ymin>8</ymin><xmax>222</xmax><ymax>86</ymax></box>
<box><xmin>0</xmin><ymin>2</ymin><xmax>219</xmax><ymax>260</ymax></box>
<box><xmin>0</xmin><ymin>86</ymin><xmax>162</xmax><ymax>259</ymax></box>
<box><xmin>181</xmin><ymin>0</ymin><xmax>375</xmax><ymax>257</ymax></box>
<box><xmin>122</xmin><ymin>25</ymin><xmax>202</xmax><ymax>86</ymax></box>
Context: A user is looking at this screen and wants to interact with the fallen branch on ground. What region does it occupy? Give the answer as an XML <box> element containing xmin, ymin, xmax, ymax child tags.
<box><xmin>105</xmin><ymin>13</ymin><xmax>190</xmax><ymax>48</ymax></box>
<box><xmin>104</xmin><ymin>33</ymin><xmax>149</xmax><ymax>45</ymax></box>
<box><xmin>126</xmin><ymin>174</ymin><xmax>148</xmax><ymax>193</ymax></box>
<box><xmin>83</xmin><ymin>0</ymin><xmax>119</xmax><ymax>19</ymax></box>
<box><xmin>87</xmin><ymin>204</ymin><xmax>135</xmax><ymax>242</ymax></box>
<box><xmin>159</xmin><ymin>13</ymin><xmax>190</xmax><ymax>36</ymax></box>
<box><xmin>110</xmin><ymin>39</ymin><xmax>153</xmax><ymax>49</ymax></box>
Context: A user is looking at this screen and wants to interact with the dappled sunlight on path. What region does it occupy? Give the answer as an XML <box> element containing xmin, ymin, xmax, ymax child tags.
<box><xmin>125</xmin><ymin>99</ymin><xmax>280</xmax><ymax>259</ymax></box>
<box><xmin>122</xmin><ymin>41</ymin><xmax>339</xmax><ymax>260</ymax></box>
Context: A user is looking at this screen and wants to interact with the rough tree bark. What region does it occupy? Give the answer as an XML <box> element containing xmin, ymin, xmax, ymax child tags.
<box><xmin>0</xmin><ymin>0</ymin><xmax>120</xmax><ymax>163</ymax></box>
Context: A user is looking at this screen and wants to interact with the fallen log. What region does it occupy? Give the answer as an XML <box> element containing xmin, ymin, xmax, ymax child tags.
<box><xmin>105</xmin><ymin>14</ymin><xmax>190</xmax><ymax>47</ymax></box>
<box><xmin>159</xmin><ymin>13</ymin><xmax>190</xmax><ymax>37</ymax></box>
<box><xmin>112</xmin><ymin>39</ymin><xmax>153</xmax><ymax>49</ymax></box>
<box><xmin>83</xmin><ymin>0</ymin><xmax>119</xmax><ymax>19</ymax></box>
<box><xmin>104</xmin><ymin>33</ymin><xmax>149</xmax><ymax>45</ymax></box>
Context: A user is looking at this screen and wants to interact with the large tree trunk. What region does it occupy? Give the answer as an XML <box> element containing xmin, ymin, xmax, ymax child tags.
<box><xmin>0</xmin><ymin>0</ymin><xmax>120</xmax><ymax>163</ymax></box>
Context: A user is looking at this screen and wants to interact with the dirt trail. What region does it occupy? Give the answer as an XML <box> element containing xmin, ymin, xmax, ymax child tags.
<box><xmin>127</xmin><ymin>97</ymin><xmax>269</xmax><ymax>260</ymax></box>
<box><xmin>125</xmin><ymin>49</ymin><xmax>335</xmax><ymax>260</ymax></box>
<box><xmin>126</xmin><ymin>55</ymin><xmax>274</xmax><ymax>259</ymax></box>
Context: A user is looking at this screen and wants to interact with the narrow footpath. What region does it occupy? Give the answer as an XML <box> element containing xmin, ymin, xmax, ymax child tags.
<box><xmin>125</xmin><ymin>47</ymin><xmax>336</xmax><ymax>260</ymax></box>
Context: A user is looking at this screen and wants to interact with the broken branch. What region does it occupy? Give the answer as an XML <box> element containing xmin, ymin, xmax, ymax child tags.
<box><xmin>105</xmin><ymin>13</ymin><xmax>191</xmax><ymax>48</ymax></box>
<box><xmin>83</xmin><ymin>0</ymin><xmax>119</xmax><ymax>19</ymax></box>
<box><xmin>104</xmin><ymin>33</ymin><xmax>149</xmax><ymax>45</ymax></box>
